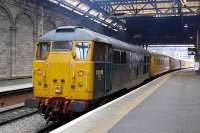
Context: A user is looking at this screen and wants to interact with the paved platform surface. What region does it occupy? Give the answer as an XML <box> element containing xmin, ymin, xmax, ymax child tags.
<box><xmin>109</xmin><ymin>69</ymin><xmax>200</xmax><ymax>133</ymax></box>
<box><xmin>0</xmin><ymin>78</ymin><xmax>32</xmax><ymax>93</ymax></box>
<box><xmin>52</xmin><ymin>69</ymin><xmax>200</xmax><ymax>133</ymax></box>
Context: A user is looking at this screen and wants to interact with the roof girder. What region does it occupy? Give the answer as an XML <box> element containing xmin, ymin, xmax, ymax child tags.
<box><xmin>91</xmin><ymin>0</ymin><xmax>200</xmax><ymax>18</ymax></box>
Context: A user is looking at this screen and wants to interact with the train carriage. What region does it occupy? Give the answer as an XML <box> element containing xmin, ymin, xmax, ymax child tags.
<box><xmin>180</xmin><ymin>60</ymin><xmax>194</xmax><ymax>68</ymax></box>
<box><xmin>150</xmin><ymin>53</ymin><xmax>170</xmax><ymax>76</ymax></box>
<box><xmin>169</xmin><ymin>57</ymin><xmax>181</xmax><ymax>70</ymax></box>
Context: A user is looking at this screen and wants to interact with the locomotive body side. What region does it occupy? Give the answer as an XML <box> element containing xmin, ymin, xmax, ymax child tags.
<box><xmin>91</xmin><ymin>42</ymin><xmax>151</xmax><ymax>99</ymax></box>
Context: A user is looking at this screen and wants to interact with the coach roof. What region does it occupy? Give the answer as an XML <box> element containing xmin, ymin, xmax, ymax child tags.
<box><xmin>39</xmin><ymin>26</ymin><xmax>148</xmax><ymax>53</ymax></box>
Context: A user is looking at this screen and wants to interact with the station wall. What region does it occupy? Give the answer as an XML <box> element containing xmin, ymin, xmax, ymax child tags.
<box><xmin>0</xmin><ymin>0</ymin><xmax>79</xmax><ymax>79</ymax></box>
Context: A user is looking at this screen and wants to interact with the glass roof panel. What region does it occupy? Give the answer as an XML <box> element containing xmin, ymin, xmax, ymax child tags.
<box><xmin>65</xmin><ymin>0</ymin><xmax>80</xmax><ymax>7</ymax></box>
<box><xmin>89</xmin><ymin>9</ymin><xmax>99</xmax><ymax>16</ymax></box>
<box><xmin>78</xmin><ymin>3</ymin><xmax>90</xmax><ymax>12</ymax></box>
<box><xmin>105</xmin><ymin>18</ymin><xmax>112</xmax><ymax>23</ymax></box>
<box><xmin>48</xmin><ymin>0</ymin><xmax>125</xmax><ymax>31</ymax></box>
<box><xmin>49</xmin><ymin>0</ymin><xmax>59</xmax><ymax>4</ymax></box>
<box><xmin>98</xmin><ymin>13</ymin><xmax>105</xmax><ymax>20</ymax></box>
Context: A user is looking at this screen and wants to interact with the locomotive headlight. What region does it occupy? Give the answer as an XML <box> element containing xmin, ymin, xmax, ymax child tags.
<box><xmin>37</xmin><ymin>69</ymin><xmax>42</xmax><ymax>75</ymax></box>
<box><xmin>78</xmin><ymin>70</ymin><xmax>84</xmax><ymax>76</ymax></box>
<box><xmin>55</xmin><ymin>86</ymin><xmax>62</xmax><ymax>94</ymax></box>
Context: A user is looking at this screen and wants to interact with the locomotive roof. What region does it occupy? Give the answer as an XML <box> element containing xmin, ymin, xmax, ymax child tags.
<box><xmin>39</xmin><ymin>26</ymin><xmax>149</xmax><ymax>54</ymax></box>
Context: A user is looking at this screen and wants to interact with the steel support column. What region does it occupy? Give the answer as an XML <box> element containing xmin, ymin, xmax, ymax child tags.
<box><xmin>195</xmin><ymin>29</ymin><xmax>200</xmax><ymax>73</ymax></box>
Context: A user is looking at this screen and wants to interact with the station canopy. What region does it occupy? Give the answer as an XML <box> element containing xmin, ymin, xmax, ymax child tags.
<box><xmin>48</xmin><ymin>0</ymin><xmax>200</xmax><ymax>44</ymax></box>
<box><xmin>89</xmin><ymin>0</ymin><xmax>200</xmax><ymax>18</ymax></box>
<box><xmin>48</xmin><ymin>0</ymin><xmax>126</xmax><ymax>31</ymax></box>
<box><xmin>48</xmin><ymin>0</ymin><xmax>200</xmax><ymax>24</ymax></box>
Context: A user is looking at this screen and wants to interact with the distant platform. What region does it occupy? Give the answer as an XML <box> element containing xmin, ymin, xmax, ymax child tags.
<box><xmin>0</xmin><ymin>78</ymin><xmax>32</xmax><ymax>93</ymax></box>
<box><xmin>51</xmin><ymin>69</ymin><xmax>200</xmax><ymax>133</ymax></box>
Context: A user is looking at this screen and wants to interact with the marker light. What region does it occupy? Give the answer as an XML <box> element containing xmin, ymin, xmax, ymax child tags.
<box><xmin>78</xmin><ymin>70</ymin><xmax>84</xmax><ymax>76</ymax></box>
<box><xmin>37</xmin><ymin>69</ymin><xmax>42</xmax><ymax>75</ymax></box>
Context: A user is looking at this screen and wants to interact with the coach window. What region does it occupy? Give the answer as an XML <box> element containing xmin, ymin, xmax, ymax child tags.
<box><xmin>75</xmin><ymin>42</ymin><xmax>89</xmax><ymax>60</ymax></box>
<box><xmin>113</xmin><ymin>50</ymin><xmax>121</xmax><ymax>64</ymax></box>
<box><xmin>130</xmin><ymin>52</ymin><xmax>133</xmax><ymax>62</ymax></box>
<box><xmin>143</xmin><ymin>56</ymin><xmax>145</xmax><ymax>74</ymax></box>
<box><xmin>121</xmin><ymin>52</ymin><xmax>127</xmax><ymax>64</ymax></box>
<box><xmin>157</xmin><ymin>58</ymin><xmax>160</xmax><ymax>65</ymax></box>
<box><xmin>131</xmin><ymin>52</ymin><xmax>135</xmax><ymax>62</ymax></box>
<box><xmin>143</xmin><ymin>56</ymin><xmax>148</xmax><ymax>74</ymax></box>
<box><xmin>126</xmin><ymin>51</ymin><xmax>130</xmax><ymax>63</ymax></box>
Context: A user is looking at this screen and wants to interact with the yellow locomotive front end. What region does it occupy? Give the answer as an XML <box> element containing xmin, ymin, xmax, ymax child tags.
<box><xmin>33</xmin><ymin>40</ymin><xmax>94</xmax><ymax>121</ymax></box>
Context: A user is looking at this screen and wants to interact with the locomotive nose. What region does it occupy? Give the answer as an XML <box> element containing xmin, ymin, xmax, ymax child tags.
<box><xmin>46</xmin><ymin>52</ymin><xmax>73</xmax><ymax>97</ymax></box>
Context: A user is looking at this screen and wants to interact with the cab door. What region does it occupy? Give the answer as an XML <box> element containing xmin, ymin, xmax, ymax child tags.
<box><xmin>104</xmin><ymin>45</ymin><xmax>112</xmax><ymax>94</ymax></box>
<box><xmin>93</xmin><ymin>43</ymin><xmax>112</xmax><ymax>99</ymax></box>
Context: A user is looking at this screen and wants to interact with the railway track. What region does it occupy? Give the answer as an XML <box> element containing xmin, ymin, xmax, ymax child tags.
<box><xmin>0</xmin><ymin>106</ymin><xmax>38</xmax><ymax>126</ymax></box>
<box><xmin>0</xmin><ymin>87</ymin><xmax>33</xmax><ymax>108</ymax></box>
<box><xmin>36</xmin><ymin>122</ymin><xmax>64</xmax><ymax>133</ymax></box>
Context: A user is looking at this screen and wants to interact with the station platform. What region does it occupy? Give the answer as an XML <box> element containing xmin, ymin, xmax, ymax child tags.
<box><xmin>51</xmin><ymin>69</ymin><xmax>200</xmax><ymax>133</ymax></box>
<box><xmin>0</xmin><ymin>78</ymin><xmax>32</xmax><ymax>93</ymax></box>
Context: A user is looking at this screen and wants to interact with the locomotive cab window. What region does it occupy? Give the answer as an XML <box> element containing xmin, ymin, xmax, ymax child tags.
<box><xmin>52</xmin><ymin>41</ymin><xmax>72</xmax><ymax>51</ymax></box>
<box><xmin>36</xmin><ymin>42</ymin><xmax>50</xmax><ymax>60</ymax></box>
<box><xmin>75</xmin><ymin>42</ymin><xmax>89</xmax><ymax>60</ymax></box>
